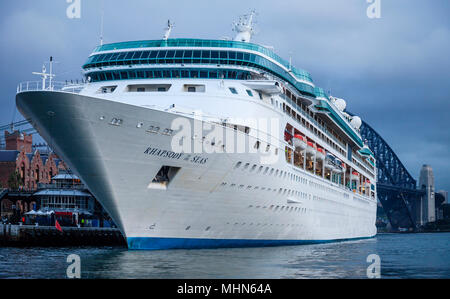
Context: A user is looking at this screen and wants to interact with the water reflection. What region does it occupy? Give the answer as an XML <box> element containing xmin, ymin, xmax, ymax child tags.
<box><xmin>1</xmin><ymin>233</ymin><xmax>449</xmax><ymax>279</ymax></box>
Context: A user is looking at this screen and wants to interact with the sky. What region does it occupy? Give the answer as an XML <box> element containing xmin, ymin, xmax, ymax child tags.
<box><xmin>0</xmin><ymin>0</ymin><xmax>449</xmax><ymax>192</ymax></box>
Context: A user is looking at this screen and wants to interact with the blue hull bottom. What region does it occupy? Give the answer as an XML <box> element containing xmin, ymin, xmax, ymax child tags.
<box><xmin>127</xmin><ymin>236</ymin><xmax>375</xmax><ymax>250</ymax></box>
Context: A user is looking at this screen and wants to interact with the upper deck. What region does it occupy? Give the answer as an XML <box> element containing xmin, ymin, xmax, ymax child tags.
<box><xmin>83</xmin><ymin>39</ymin><xmax>316</xmax><ymax>97</ymax></box>
<box><xmin>90</xmin><ymin>39</ymin><xmax>313</xmax><ymax>82</ymax></box>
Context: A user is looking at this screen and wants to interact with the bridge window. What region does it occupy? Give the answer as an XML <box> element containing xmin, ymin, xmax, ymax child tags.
<box><xmin>97</xmin><ymin>86</ymin><xmax>117</xmax><ymax>94</ymax></box>
<box><xmin>87</xmin><ymin>68</ymin><xmax>254</xmax><ymax>83</ymax></box>
<box><xmin>246</xmin><ymin>90</ymin><xmax>253</xmax><ymax>97</ymax></box>
<box><xmin>229</xmin><ymin>87</ymin><xmax>238</xmax><ymax>94</ymax></box>
<box><xmin>126</xmin><ymin>84</ymin><xmax>172</xmax><ymax>92</ymax></box>
<box><xmin>184</xmin><ymin>85</ymin><xmax>205</xmax><ymax>93</ymax></box>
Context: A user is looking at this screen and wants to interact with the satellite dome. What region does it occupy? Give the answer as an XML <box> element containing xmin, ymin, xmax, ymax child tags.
<box><xmin>334</xmin><ymin>98</ymin><xmax>347</xmax><ymax>111</ymax></box>
<box><xmin>350</xmin><ymin>116</ymin><xmax>362</xmax><ymax>130</ymax></box>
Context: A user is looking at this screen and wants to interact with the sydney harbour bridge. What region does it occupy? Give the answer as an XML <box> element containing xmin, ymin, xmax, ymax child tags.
<box><xmin>1</xmin><ymin>115</ymin><xmax>425</xmax><ymax>231</ymax></box>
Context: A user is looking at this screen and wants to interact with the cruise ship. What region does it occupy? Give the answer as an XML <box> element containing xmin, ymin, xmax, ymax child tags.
<box><xmin>16</xmin><ymin>14</ymin><xmax>377</xmax><ymax>250</ymax></box>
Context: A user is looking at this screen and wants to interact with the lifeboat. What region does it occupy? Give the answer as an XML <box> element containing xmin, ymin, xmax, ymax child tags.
<box><xmin>351</xmin><ymin>171</ymin><xmax>360</xmax><ymax>180</ymax></box>
<box><xmin>293</xmin><ymin>134</ymin><xmax>306</xmax><ymax>151</ymax></box>
<box><xmin>316</xmin><ymin>147</ymin><xmax>326</xmax><ymax>160</ymax></box>
<box><xmin>333</xmin><ymin>158</ymin><xmax>343</xmax><ymax>173</ymax></box>
<box><xmin>324</xmin><ymin>153</ymin><xmax>335</xmax><ymax>170</ymax></box>
<box><xmin>306</xmin><ymin>141</ymin><xmax>316</xmax><ymax>155</ymax></box>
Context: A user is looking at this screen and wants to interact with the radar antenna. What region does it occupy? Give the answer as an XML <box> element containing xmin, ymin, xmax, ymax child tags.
<box><xmin>232</xmin><ymin>10</ymin><xmax>257</xmax><ymax>43</ymax></box>
<box><xmin>163</xmin><ymin>20</ymin><xmax>174</xmax><ymax>40</ymax></box>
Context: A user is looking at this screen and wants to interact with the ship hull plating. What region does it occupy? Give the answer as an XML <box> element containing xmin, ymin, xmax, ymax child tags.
<box><xmin>16</xmin><ymin>91</ymin><xmax>377</xmax><ymax>250</ymax></box>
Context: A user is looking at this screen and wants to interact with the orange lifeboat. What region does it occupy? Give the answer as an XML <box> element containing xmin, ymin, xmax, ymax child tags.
<box><xmin>306</xmin><ymin>141</ymin><xmax>316</xmax><ymax>155</ymax></box>
<box><xmin>316</xmin><ymin>147</ymin><xmax>326</xmax><ymax>160</ymax></box>
<box><xmin>293</xmin><ymin>134</ymin><xmax>307</xmax><ymax>151</ymax></box>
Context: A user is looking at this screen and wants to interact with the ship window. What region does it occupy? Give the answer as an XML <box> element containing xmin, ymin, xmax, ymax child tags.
<box><xmin>184</xmin><ymin>84</ymin><xmax>205</xmax><ymax>93</ymax></box>
<box><xmin>246</xmin><ymin>90</ymin><xmax>253</xmax><ymax>97</ymax></box>
<box><xmin>172</xmin><ymin>70</ymin><xmax>180</xmax><ymax>78</ymax></box>
<box><xmin>132</xmin><ymin>52</ymin><xmax>143</xmax><ymax>59</ymax></box>
<box><xmin>124</xmin><ymin>52</ymin><xmax>134</xmax><ymax>59</ymax></box>
<box><xmin>126</xmin><ymin>84</ymin><xmax>171</xmax><ymax>92</ymax></box>
<box><xmin>154</xmin><ymin>70</ymin><xmax>162</xmax><ymax>78</ymax></box>
<box><xmin>258</xmin><ymin>92</ymin><xmax>263</xmax><ymax>100</ymax></box>
<box><xmin>211</xmin><ymin>51</ymin><xmax>219</xmax><ymax>58</ymax></box>
<box><xmin>181</xmin><ymin>70</ymin><xmax>189</xmax><ymax>78</ymax></box>
<box><xmin>175</xmin><ymin>50</ymin><xmax>184</xmax><ymax>58</ymax></box>
<box><xmin>97</xmin><ymin>86</ymin><xmax>117</xmax><ymax>94</ymax></box>
<box><xmin>141</xmin><ymin>51</ymin><xmax>150</xmax><ymax>59</ymax></box>
<box><xmin>184</xmin><ymin>50</ymin><xmax>193</xmax><ymax>58</ymax></box>
<box><xmin>193</xmin><ymin>51</ymin><xmax>201</xmax><ymax>58</ymax></box>
<box><xmin>157</xmin><ymin>51</ymin><xmax>167</xmax><ymax>58</ymax></box>
<box><xmin>166</xmin><ymin>51</ymin><xmax>175</xmax><ymax>58</ymax></box>
<box><xmin>209</xmin><ymin>71</ymin><xmax>217</xmax><ymax>79</ymax></box>
<box><xmin>229</xmin><ymin>87</ymin><xmax>238</xmax><ymax>94</ymax></box>
<box><xmin>145</xmin><ymin>71</ymin><xmax>154</xmax><ymax>78</ymax></box>
<box><xmin>120</xmin><ymin>72</ymin><xmax>128</xmax><ymax>79</ymax></box>
<box><xmin>202</xmin><ymin>51</ymin><xmax>211</xmax><ymax>58</ymax></box>
<box><xmin>112</xmin><ymin>72</ymin><xmax>121</xmax><ymax>80</ymax></box>
<box><xmin>150</xmin><ymin>51</ymin><xmax>158</xmax><ymax>58</ymax></box>
<box><xmin>200</xmin><ymin>71</ymin><xmax>208</xmax><ymax>78</ymax></box>
<box><xmin>220</xmin><ymin>51</ymin><xmax>228</xmax><ymax>59</ymax></box>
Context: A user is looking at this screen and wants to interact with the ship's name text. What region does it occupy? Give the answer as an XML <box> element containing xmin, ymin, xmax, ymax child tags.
<box><xmin>144</xmin><ymin>147</ymin><xmax>208</xmax><ymax>164</ymax></box>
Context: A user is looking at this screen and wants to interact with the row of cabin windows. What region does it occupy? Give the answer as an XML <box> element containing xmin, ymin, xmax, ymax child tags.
<box><xmin>87</xmin><ymin>68</ymin><xmax>253</xmax><ymax>82</ymax></box>
<box><xmin>83</xmin><ymin>50</ymin><xmax>316</xmax><ymax>96</ymax></box>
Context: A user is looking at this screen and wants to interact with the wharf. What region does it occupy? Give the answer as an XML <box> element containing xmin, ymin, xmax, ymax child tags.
<box><xmin>0</xmin><ymin>224</ymin><xmax>126</xmax><ymax>247</ymax></box>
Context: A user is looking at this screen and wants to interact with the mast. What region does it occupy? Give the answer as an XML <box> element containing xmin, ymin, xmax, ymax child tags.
<box><xmin>32</xmin><ymin>58</ymin><xmax>55</xmax><ymax>91</ymax></box>
<box><xmin>163</xmin><ymin>20</ymin><xmax>174</xmax><ymax>40</ymax></box>
<box><xmin>100</xmin><ymin>0</ymin><xmax>104</xmax><ymax>45</ymax></box>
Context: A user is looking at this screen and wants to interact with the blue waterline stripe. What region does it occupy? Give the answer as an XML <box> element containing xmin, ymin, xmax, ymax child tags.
<box><xmin>127</xmin><ymin>236</ymin><xmax>376</xmax><ymax>250</ymax></box>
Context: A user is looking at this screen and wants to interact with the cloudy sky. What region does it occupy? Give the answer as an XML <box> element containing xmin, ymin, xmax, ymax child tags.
<box><xmin>0</xmin><ymin>0</ymin><xmax>449</xmax><ymax>192</ymax></box>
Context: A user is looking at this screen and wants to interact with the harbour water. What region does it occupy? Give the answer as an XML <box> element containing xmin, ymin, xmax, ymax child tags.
<box><xmin>0</xmin><ymin>232</ymin><xmax>448</xmax><ymax>279</ymax></box>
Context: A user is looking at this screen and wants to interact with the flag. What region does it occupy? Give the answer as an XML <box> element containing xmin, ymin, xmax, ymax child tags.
<box><xmin>55</xmin><ymin>219</ymin><xmax>63</xmax><ymax>232</ymax></box>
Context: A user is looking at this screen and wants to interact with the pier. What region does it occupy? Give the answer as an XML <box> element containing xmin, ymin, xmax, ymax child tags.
<box><xmin>0</xmin><ymin>224</ymin><xmax>126</xmax><ymax>247</ymax></box>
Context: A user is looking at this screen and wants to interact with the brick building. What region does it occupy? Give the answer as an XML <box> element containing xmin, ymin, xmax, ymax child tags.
<box><xmin>0</xmin><ymin>130</ymin><xmax>66</xmax><ymax>191</ymax></box>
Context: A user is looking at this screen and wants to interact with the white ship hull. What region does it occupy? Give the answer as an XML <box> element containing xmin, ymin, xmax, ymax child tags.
<box><xmin>16</xmin><ymin>89</ymin><xmax>377</xmax><ymax>250</ymax></box>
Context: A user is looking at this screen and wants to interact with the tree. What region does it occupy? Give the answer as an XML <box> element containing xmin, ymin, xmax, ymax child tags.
<box><xmin>7</xmin><ymin>171</ymin><xmax>22</xmax><ymax>190</ymax></box>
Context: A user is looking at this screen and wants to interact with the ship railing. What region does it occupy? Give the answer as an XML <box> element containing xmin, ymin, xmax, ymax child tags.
<box><xmin>17</xmin><ymin>81</ymin><xmax>85</xmax><ymax>94</ymax></box>
<box><xmin>37</xmin><ymin>183</ymin><xmax>87</xmax><ymax>190</ymax></box>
